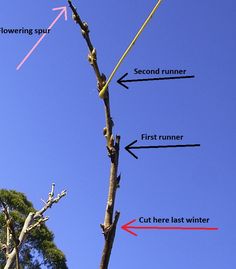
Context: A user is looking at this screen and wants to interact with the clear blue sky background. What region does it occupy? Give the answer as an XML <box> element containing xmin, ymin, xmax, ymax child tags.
<box><xmin>0</xmin><ymin>0</ymin><xmax>236</xmax><ymax>268</ymax></box>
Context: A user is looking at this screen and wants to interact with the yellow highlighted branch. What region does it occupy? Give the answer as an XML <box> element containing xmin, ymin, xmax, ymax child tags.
<box><xmin>99</xmin><ymin>0</ymin><xmax>163</xmax><ymax>98</ymax></box>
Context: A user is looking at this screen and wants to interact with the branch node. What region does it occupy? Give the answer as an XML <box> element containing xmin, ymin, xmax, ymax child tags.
<box><xmin>103</xmin><ymin>127</ymin><xmax>108</xmax><ymax>138</ymax></box>
<box><xmin>98</xmin><ymin>73</ymin><xmax>107</xmax><ymax>92</ymax></box>
<box><xmin>103</xmin><ymin>211</ymin><xmax>120</xmax><ymax>239</ymax></box>
<box><xmin>108</xmin><ymin>134</ymin><xmax>114</xmax><ymax>148</ymax></box>
<box><xmin>88</xmin><ymin>48</ymin><xmax>97</xmax><ymax>65</ymax></box>
<box><xmin>81</xmin><ymin>21</ymin><xmax>90</xmax><ymax>37</ymax></box>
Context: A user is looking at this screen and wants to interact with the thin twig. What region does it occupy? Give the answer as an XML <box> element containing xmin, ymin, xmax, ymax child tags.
<box><xmin>68</xmin><ymin>0</ymin><xmax>104</xmax><ymax>90</ymax></box>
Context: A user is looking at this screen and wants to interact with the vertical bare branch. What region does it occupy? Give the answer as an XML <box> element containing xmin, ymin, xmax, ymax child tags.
<box><xmin>68</xmin><ymin>1</ymin><xmax>121</xmax><ymax>268</ymax></box>
<box><xmin>6</xmin><ymin>208</ymin><xmax>10</xmax><ymax>257</ymax></box>
<box><xmin>0</xmin><ymin>200</ymin><xmax>20</xmax><ymax>269</ymax></box>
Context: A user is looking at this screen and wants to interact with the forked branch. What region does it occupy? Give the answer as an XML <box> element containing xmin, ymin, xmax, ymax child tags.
<box><xmin>1</xmin><ymin>183</ymin><xmax>66</xmax><ymax>269</ymax></box>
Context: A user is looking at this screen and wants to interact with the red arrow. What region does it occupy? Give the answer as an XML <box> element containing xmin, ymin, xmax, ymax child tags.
<box><xmin>16</xmin><ymin>6</ymin><xmax>67</xmax><ymax>70</ymax></box>
<box><xmin>122</xmin><ymin>219</ymin><xmax>219</xmax><ymax>236</ymax></box>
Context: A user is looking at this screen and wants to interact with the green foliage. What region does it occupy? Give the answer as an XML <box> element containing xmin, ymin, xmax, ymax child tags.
<box><xmin>0</xmin><ymin>189</ymin><xmax>68</xmax><ymax>269</ymax></box>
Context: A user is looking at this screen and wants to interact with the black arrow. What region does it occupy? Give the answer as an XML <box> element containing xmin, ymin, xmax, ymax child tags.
<box><xmin>125</xmin><ymin>140</ymin><xmax>201</xmax><ymax>159</ymax></box>
<box><xmin>117</xmin><ymin>73</ymin><xmax>195</xmax><ymax>89</ymax></box>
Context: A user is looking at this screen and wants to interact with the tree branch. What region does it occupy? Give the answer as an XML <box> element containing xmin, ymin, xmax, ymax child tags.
<box><xmin>2</xmin><ymin>184</ymin><xmax>66</xmax><ymax>269</ymax></box>
<box><xmin>0</xmin><ymin>199</ymin><xmax>20</xmax><ymax>269</ymax></box>
<box><xmin>68</xmin><ymin>2</ymin><xmax>121</xmax><ymax>268</ymax></box>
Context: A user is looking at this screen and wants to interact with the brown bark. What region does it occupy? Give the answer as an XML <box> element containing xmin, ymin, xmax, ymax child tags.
<box><xmin>68</xmin><ymin>1</ymin><xmax>121</xmax><ymax>268</ymax></box>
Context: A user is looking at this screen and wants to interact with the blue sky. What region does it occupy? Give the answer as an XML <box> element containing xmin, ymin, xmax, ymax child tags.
<box><xmin>0</xmin><ymin>0</ymin><xmax>236</xmax><ymax>268</ymax></box>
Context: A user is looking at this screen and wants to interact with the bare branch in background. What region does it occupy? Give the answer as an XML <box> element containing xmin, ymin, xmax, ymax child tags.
<box><xmin>1</xmin><ymin>183</ymin><xmax>66</xmax><ymax>269</ymax></box>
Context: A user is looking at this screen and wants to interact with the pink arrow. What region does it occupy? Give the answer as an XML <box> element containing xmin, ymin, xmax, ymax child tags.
<box><xmin>16</xmin><ymin>6</ymin><xmax>67</xmax><ymax>70</ymax></box>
